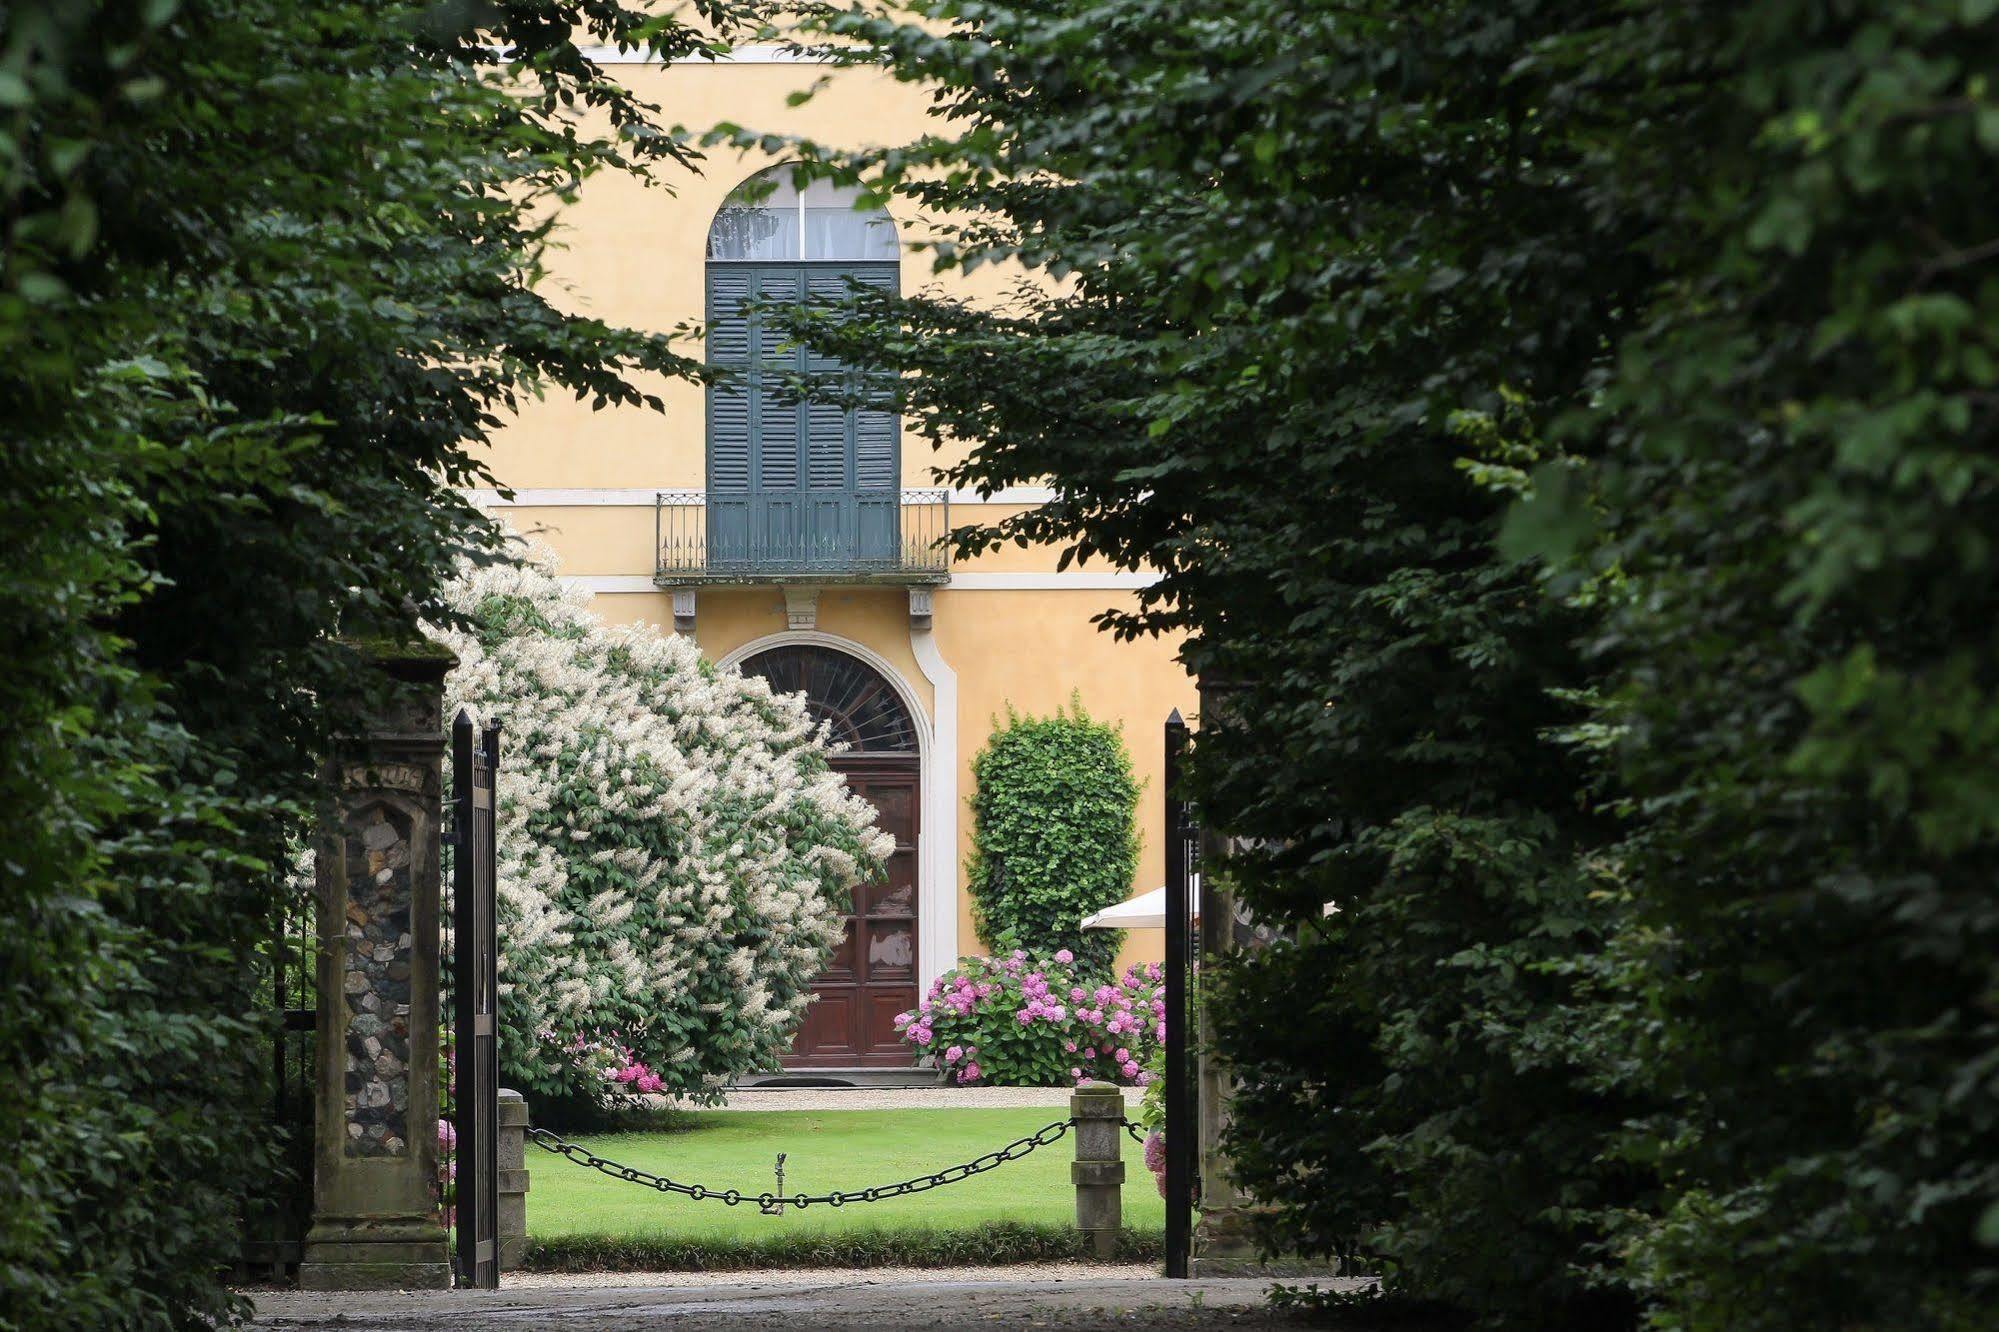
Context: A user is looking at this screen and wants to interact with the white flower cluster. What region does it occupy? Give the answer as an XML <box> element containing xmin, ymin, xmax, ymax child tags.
<box><xmin>433</xmin><ymin>547</ymin><xmax>894</xmax><ymax>1102</ymax></box>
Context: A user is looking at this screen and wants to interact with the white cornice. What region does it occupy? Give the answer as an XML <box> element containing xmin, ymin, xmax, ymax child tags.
<box><xmin>946</xmin><ymin>572</ymin><xmax>1159</xmax><ymax>590</ymax></box>
<box><xmin>558</xmin><ymin>571</ymin><xmax>1160</xmax><ymax>594</ymax></box>
<box><xmin>470</xmin><ymin>487</ymin><xmax>1057</xmax><ymax>508</ymax></box>
<box><xmin>560</xmin><ymin>576</ymin><xmax>660</xmax><ymax>594</ymax></box>
<box><xmin>576</xmin><ymin>43</ymin><xmax>833</xmax><ymax>66</ymax></box>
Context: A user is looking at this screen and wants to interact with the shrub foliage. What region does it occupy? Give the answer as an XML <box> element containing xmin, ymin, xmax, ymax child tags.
<box><xmin>0</xmin><ymin>1</ymin><xmax>766</xmax><ymax>1324</ymax></box>
<box><xmin>896</xmin><ymin>950</ymin><xmax>1164</xmax><ymax>1087</ymax></box>
<box><xmin>966</xmin><ymin>700</ymin><xmax>1140</xmax><ymax>975</ymax></box>
<box><xmin>751</xmin><ymin>1</ymin><xmax>1999</xmax><ymax>1328</ymax></box>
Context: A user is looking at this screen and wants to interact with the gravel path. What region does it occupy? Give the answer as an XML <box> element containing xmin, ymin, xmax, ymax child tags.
<box><xmin>661</xmin><ymin>1085</ymin><xmax>1144</xmax><ymax>1112</ymax></box>
<box><xmin>250</xmin><ymin>1270</ymin><xmax>1367</xmax><ymax>1329</ymax></box>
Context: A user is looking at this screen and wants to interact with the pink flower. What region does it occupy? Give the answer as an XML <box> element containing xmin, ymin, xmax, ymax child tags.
<box><xmin>1121</xmin><ymin>1060</ymin><xmax>1140</xmax><ymax>1079</ymax></box>
<box><xmin>963</xmin><ymin>1062</ymin><xmax>982</xmax><ymax>1081</ymax></box>
<box><xmin>1069</xmin><ymin>1066</ymin><xmax>1082</xmax><ymax>1079</ymax></box>
<box><xmin>1082</xmin><ymin>1047</ymin><xmax>1096</xmax><ymax>1060</ymax></box>
<box><xmin>1054</xmin><ymin>948</ymin><xmax>1074</xmax><ymax>964</ymax></box>
<box><xmin>1115</xmin><ymin>1048</ymin><xmax>1130</xmax><ymax>1062</ymax></box>
<box><xmin>1063</xmin><ymin>1040</ymin><xmax>1077</xmax><ymax>1053</ymax></box>
<box><xmin>945</xmin><ymin>1044</ymin><xmax>964</xmax><ymax>1063</ymax></box>
<box><xmin>1070</xmin><ymin>987</ymin><xmax>1087</xmax><ymax>1003</ymax></box>
<box><xmin>437</xmin><ymin>1118</ymin><xmax>457</xmax><ymax>1151</ymax></box>
<box><xmin>1048</xmin><ymin>1005</ymin><xmax>1066</xmax><ymax>1021</ymax></box>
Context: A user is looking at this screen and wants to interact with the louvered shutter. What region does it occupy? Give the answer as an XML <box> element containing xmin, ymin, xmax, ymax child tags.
<box><xmin>707</xmin><ymin>259</ymin><xmax>900</xmax><ymax>571</ymax></box>
<box><xmin>704</xmin><ymin>268</ymin><xmax>755</xmax><ymax>567</ymax></box>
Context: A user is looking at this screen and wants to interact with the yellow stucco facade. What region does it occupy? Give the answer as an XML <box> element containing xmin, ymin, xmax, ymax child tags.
<box><xmin>481</xmin><ymin>47</ymin><xmax>1192</xmax><ymax>1064</ymax></box>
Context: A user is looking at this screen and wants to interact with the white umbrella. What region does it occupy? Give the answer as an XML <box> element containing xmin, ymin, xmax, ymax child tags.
<box><xmin>1081</xmin><ymin>883</ymin><xmax>1341</xmax><ymax>930</ymax></box>
<box><xmin>1080</xmin><ymin>882</ymin><xmax>1199</xmax><ymax>931</ymax></box>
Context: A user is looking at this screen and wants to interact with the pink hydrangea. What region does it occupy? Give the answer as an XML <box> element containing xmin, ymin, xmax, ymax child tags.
<box><xmin>1054</xmin><ymin>948</ymin><xmax>1074</xmax><ymax>964</ymax></box>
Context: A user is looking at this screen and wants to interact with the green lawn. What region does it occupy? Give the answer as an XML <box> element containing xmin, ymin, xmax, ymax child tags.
<box><xmin>529</xmin><ymin>1107</ymin><xmax>1164</xmax><ymax>1243</ymax></box>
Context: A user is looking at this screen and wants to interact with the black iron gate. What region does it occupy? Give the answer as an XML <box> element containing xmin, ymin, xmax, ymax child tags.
<box><xmin>449</xmin><ymin>712</ymin><xmax>501</xmax><ymax>1289</ymax></box>
<box><xmin>1162</xmin><ymin>709</ymin><xmax>1201</xmax><ymax>1279</ymax></box>
<box><xmin>238</xmin><ymin>875</ymin><xmax>316</xmax><ymax>1280</ymax></box>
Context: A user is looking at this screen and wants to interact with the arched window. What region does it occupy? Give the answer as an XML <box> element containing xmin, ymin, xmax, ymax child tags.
<box><xmin>708</xmin><ymin>169</ymin><xmax>899</xmax><ymax>262</ymax></box>
<box><xmin>738</xmin><ymin>644</ymin><xmax>918</xmax><ymax>754</ymax></box>
<box><xmin>705</xmin><ymin>169</ymin><xmax>901</xmax><ymax>573</ymax></box>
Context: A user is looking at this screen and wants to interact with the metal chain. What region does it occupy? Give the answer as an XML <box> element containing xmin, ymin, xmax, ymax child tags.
<box><xmin>527</xmin><ymin>1115</ymin><xmax>1138</xmax><ymax>1212</ymax></box>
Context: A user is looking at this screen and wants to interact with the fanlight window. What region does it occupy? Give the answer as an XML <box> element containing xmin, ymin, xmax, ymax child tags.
<box><xmin>708</xmin><ymin>167</ymin><xmax>898</xmax><ymax>263</ymax></box>
<box><xmin>739</xmin><ymin>645</ymin><xmax>918</xmax><ymax>754</ymax></box>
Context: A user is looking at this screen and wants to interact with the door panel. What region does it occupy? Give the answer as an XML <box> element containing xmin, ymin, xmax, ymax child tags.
<box><xmin>785</xmin><ymin>760</ymin><xmax>920</xmax><ymax>1068</ymax></box>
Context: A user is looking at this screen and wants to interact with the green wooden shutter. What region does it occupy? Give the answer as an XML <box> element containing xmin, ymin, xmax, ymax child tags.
<box><xmin>705</xmin><ymin>267</ymin><xmax>754</xmax><ymax>566</ymax></box>
<box><xmin>708</xmin><ymin>260</ymin><xmax>899</xmax><ymax>571</ymax></box>
<box><xmin>839</xmin><ymin>266</ymin><xmax>900</xmax><ymax>564</ymax></box>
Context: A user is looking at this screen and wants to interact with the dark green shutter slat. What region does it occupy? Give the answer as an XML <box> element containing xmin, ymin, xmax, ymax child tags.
<box><xmin>706</xmin><ymin>259</ymin><xmax>900</xmax><ymax>571</ymax></box>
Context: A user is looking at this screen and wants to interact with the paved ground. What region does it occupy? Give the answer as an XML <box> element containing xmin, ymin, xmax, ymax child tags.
<box><xmin>251</xmin><ymin>1268</ymin><xmax>1364</xmax><ymax>1329</ymax></box>
<box><xmin>660</xmin><ymin>1085</ymin><xmax>1143</xmax><ymax>1112</ymax></box>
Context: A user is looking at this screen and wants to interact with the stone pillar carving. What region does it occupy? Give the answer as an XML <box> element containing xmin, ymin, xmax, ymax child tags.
<box><xmin>299</xmin><ymin>641</ymin><xmax>456</xmax><ymax>1291</ymax></box>
<box><xmin>1070</xmin><ymin>1082</ymin><xmax>1126</xmax><ymax>1259</ymax></box>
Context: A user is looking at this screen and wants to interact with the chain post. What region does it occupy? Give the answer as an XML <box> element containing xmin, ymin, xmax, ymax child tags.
<box><xmin>1070</xmin><ymin>1082</ymin><xmax>1126</xmax><ymax>1259</ymax></box>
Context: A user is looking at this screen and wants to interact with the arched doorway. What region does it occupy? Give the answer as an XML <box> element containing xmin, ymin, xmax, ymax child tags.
<box><xmin>739</xmin><ymin>644</ymin><xmax>919</xmax><ymax>1068</ymax></box>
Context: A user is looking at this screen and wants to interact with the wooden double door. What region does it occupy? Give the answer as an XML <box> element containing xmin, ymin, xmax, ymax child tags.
<box><xmin>785</xmin><ymin>756</ymin><xmax>920</xmax><ymax>1067</ymax></box>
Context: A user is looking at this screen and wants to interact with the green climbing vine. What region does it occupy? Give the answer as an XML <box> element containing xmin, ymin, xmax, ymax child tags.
<box><xmin>967</xmin><ymin>696</ymin><xmax>1140</xmax><ymax>975</ymax></box>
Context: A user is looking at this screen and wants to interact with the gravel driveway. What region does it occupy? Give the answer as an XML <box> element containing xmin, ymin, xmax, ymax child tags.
<box><xmin>250</xmin><ymin>1268</ymin><xmax>1366</xmax><ymax>1329</ymax></box>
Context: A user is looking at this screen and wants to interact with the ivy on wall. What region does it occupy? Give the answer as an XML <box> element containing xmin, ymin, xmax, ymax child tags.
<box><xmin>967</xmin><ymin>697</ymin><xmax>1140</xmax><ymax>975</ymax></box>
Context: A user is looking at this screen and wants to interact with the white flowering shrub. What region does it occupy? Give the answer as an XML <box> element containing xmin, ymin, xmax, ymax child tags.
<box><xmin>432</xmin><ymin>550</ymin><xmax>893</xmax><ymax>1105</ymax></box>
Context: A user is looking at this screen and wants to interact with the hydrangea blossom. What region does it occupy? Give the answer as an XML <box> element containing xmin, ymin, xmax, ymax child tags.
<box><xmin>434</xmin><ymin>547</ymin><xmax>894</xmax><ymax>1104</ymax></box>
<box><xmin>896</xmin><ymin>951</ymin><xmax>1165</xmax><ymax>1086</ymax></box>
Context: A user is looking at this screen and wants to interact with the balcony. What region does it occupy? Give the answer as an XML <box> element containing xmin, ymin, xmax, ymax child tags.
<box><xmin>654</xmin><ymin>488</ymin><xmax>952</xmax><ymax>585</ymax></box>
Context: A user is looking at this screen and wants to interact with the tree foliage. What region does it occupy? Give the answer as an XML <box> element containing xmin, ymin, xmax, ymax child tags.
<box><xmin>754</xmin><ymin>1</ymin><xmax>1999</xmax><ymax>1327</ymax></box>
<box><xmin>0</xmin><ymin>1</ymin><xmax>764</xmax><ymax>1324</ymax></box>
<box><xmin>966</xmin><ymin>699</ymin><xmax>1140</xmax><ymax>975</ymax></box>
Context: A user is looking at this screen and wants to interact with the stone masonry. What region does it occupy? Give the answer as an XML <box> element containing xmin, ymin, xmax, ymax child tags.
<box><xmin>342</xmin><ymin>804</ymin><xmax>416</xmax><ymax>1157</ymax></box>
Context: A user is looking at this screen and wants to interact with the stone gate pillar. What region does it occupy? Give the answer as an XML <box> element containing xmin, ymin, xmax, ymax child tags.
<box><xmin>299</xmin><ymin>641</ymin><xmax>456</xmax><ymax>1291</ymax></box>
<box><xmin>1190</xmin><ymin>678</ymin><xmax>1334</xmax><ymax>1277</ymax></box>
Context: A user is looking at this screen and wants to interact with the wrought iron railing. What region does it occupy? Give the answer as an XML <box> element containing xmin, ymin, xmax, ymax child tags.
<box><xmin>655</xmin><ymin>488</ymin><xmax>951</xmax><ymax>582</ymax></box>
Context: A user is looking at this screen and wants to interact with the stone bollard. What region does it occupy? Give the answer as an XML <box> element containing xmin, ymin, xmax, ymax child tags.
<box><xmin>1070</xmin><ymin>1082</ymin><xmax>1126</xmax><ymax>1260</ymax></box>
<box><xmin>496</xmin><ymin>1091</ymin><xmax>530</xmax><ymax>1270</ymax></box>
